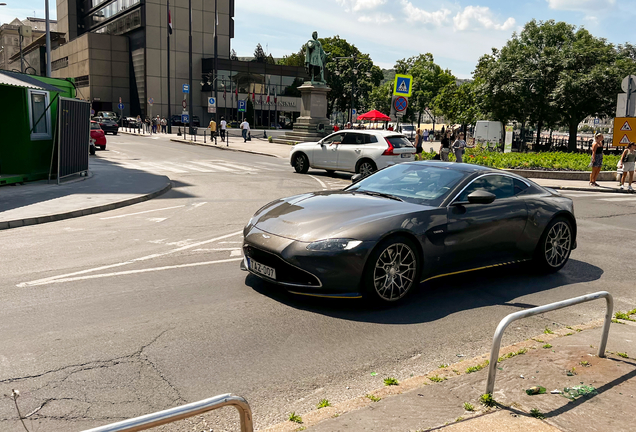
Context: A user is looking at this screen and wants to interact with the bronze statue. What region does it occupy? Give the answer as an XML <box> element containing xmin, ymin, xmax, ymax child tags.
<box><xmin>305</xmin><ymin>31</ymin><xmax>327</xmax><ymax>84</ymax></box>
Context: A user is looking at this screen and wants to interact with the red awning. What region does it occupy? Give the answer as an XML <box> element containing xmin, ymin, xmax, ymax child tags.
<box><xmin>357</xmin><ymin>109</ymin><xmax>390</xmax><ymax>121</ymax></box>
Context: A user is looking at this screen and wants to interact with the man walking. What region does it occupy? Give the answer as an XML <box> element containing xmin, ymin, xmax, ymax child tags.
<box><xmin>160</xmin><ymin>117</ymin><xmax>167</xmax><ymax>133</ymax></box>
<box><xmin>220</xmin><ymin>116</ymin><xmax>227</xmax><ymax>144</ymax></box>
<box><xmin>240</xmin><ymin>119</ymin><xmax>250</xmax><ymax>142</ymax></box>
<box><xmin>208</xmin><ymin>117</ymin><xmax>217</xmax><ymax>144</ymax></box>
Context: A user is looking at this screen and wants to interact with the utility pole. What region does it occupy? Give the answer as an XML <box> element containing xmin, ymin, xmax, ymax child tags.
<box><xmin>188</xmin><ymin>0</ymin><xmax>193</xmax><ymax>135</ymax></box>
<box><xmin>45</xmin><ymin>0</ymin><xmax>51</xmax><ymax>76</ymax></box>
<box><xmin>214</xmin><ymin>0</ymin><xmax>218</xmax><ymax>125</ymax></box>
<box><xmin>167</xmin><ymin>0</ymin><xmax>171</xmax><ymax>133</ymax></box>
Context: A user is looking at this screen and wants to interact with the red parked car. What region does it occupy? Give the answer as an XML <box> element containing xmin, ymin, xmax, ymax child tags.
<box><xmin>91</xmin><ymin>121</ymin><xmax>107</xmax><ymax>150</ymax></box>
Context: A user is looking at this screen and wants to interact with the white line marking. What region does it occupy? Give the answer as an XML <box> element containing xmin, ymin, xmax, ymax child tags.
<box><xmin>189</xmin><ymin>161</ymin><xmax>236</xmax><ymax>172</ymax></box>
<box><xmin>145</xmin><ymin>162</ymin><xmax>188</xmax><ymax>173</ymax></box>
<box><xmin>17</xmin><ymin>230</ymin><xmax>243</xmax><ymax>287</ymax></box>
<box><xmin>219</xmin><ymin>241</ymin><xmax>242</xmax><ymax>244</ymax></box>
<box><xmin>147</xmin><ymin>218</ymin><xmax>168</xmax><ymax>223</ymax></box>
<box><xmin>32</xmin><ymin>258</ymin><xmax>244</xmax><ymax>286</ymax></box>
<box><xmin>191</xmin><ymin>202</ymin><xmax>208</xmax><ymax>208</ymax></box>
<box><xmin>308</xmin><ymin>175</ymin><xmax>328</xmax><ymax>190</ymax></box>
<box><xmin>168</xmin><ymin>162</ymin><xmax>213</xmax><ymax>172</ymax></box>
<box><xmin>598</xmin><ymin>197</ymin><xmax>636</xmax><ymax>202</ymax></box>
<box><xmin>230</xmin><ymin>250</ymin><xmax>242</xmax><ymax>257</ymax></box>
<box><xmin>100</xmin><ymin>205</ymin><xmax>185</xmax><ymax>220</ymax></box>
<box><xmin>193</xmin><ymin>248</ymin><xmax>242</xmax><ymax>252</ymax></box>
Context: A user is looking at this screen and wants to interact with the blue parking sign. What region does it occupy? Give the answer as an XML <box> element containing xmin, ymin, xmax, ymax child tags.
<box><xmin>181</xmin><ymin>113</ymin><xmax>189</xmax><ymax>124</ymax></box>
<box><xmin>183</xmin><ymin>84</ymin><xmax>189</xmax><ymax>94</ymax></box>
<box><xmin>118</xmin><ymin>103</ymin><xmax>124</xmax><ymax>110</ymax></box>
<box><xmin>238</xmin><ymin>100</ymin><xmax>246</xmax><ymax>112</ymax></box>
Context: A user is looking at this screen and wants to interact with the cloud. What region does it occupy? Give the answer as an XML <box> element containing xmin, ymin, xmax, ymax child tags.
<box><xmin>453</xmin><ymin>6</ymin><xmax>516</xmax><ymax>31</ymax></box>
<box><xmin>546</xmin><ymin>0</ymin><xmax>615</xmax><ymax>11</ymax></box>
<box><xmin>358</xmin><ymin>14</ymin><xmax>395</xmax><ymax>24</ymax></box>
<box><xmin>400</xmin><ymin>0</ymin><xmax>451</xmax><ymax>25</ymax></box>
<box><xmin>337</xmin><ymin>0</ymin><xmax>387</xmax><ymax>12</ymax></box>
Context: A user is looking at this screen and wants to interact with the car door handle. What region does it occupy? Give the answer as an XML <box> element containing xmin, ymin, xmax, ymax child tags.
<box><xmin>355</xmin><ymin>149</ymin><xmax>361</xmax><ymax>153</ymax></box>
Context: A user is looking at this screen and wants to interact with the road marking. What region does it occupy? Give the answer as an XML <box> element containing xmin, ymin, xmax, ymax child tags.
<box><xmin>189</xmin><ymin>161</ymin><xmax>236</xmax><ymax>172</ymax></box>
<box><xmin>168</xmin><ymin>162</ymin><xmax>213</xmax><ymax>172</ymax></box>
<box><xmin>191</xmin><ymin>202</ymin><xmax>207</xmax><ymax>208</ymax></box>
<box><xmin>31</xmin><ymin>258</ymin><xmax>244</xmax><ymax>286</ymax></box>
<box><xmin>17</xmin><ymin>230</ymin><xmax>243</xmax><ymax>287</ymax></box>
<box><xmin>598</xmin><ymin>197</ymin><xmax>636</xmax><ymax>202</ymax></box>
<box><xmin>193</xmin><ymin>248</ymin><xmax>242</xmax><ymax>252</ymax></box>
<box><xmin>145</xmin><ymin>162</ymin><xmax>188</xmax><ymax>173</ymax></box>
<box><xmin>147</xmin><ymin>218</ymin><xmax>168</xmax><ymax>222</ymax></box>
<box><xmin>100</xmin><ymin>205</ymin><xmax>185</xmax><ymax>220</ymax></box>
<box><xmin>308</xmin><ymin>175</ymin><xmax>328</xmax><ymax>190</ymax></box>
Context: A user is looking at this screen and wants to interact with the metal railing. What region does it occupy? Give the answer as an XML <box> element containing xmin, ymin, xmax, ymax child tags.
<box><xmin>485</xmin><ymin>291</ymin><xmax>613</xmax><ymax>395</ymax></box>
<box><xmin>80</xmin><ymin>393</ymin><xmax>253</xmax><ymax>432</ymax></box>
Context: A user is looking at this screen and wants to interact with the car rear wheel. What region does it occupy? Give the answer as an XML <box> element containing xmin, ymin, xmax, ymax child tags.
<box><xmin>293</xmin><ymin>153</ymin><xmax>309</xmax><ymax>174</ymax></box>
<box><xmin>357</xmin><ymin>159</ymin><xmax>376</xmax><ymax>177</ymax></box>
<box><xmin>100</xmin><ymin>145</ymin><xmax>106</xmax><ymax>150</ymax></box>
<box><xmin>363</xmin><ymin>236</ymin><xmax>420</xmax><ymax>304</ymax></box>
<box><xmin>326</xmin><ymin>170</ymin><xmax>335</xmax><ymax>175</ymax></box>
<box><xmin>534</xmin><ymin>217</ymin><xmax>573</xmax><ymax>273</ymax></box>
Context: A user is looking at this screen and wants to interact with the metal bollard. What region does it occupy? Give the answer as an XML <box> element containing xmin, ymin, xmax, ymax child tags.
<box><xmin>204</xmin><ymin>130</ymin><xmax>206</xmax><ymax>143</ymax></box>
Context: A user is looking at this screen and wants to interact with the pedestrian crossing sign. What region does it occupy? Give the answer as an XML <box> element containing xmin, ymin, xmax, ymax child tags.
<box><xmin>393</xmin><ymin>74</ymin><xmax>413</xmax><ymax>97</ymax></box>
<box><xmin>613</xmin><ymin>117</ymin><xmax>636</xmax><ymax>146</ymax></box>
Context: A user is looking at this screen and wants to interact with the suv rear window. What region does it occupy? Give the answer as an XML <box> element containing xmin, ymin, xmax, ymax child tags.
<box><xmin>90</xmin><ymin>123</ymin><xmax>101</xmax><ymax>130</ymax></box>
<box><xmin>386</xmin><ymin>136</ymin><xmax>413</xmax><ymax>148</ymax></box>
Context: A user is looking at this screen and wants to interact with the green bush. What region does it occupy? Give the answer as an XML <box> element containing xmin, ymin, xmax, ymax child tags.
<box><xmin>418</xmin><ymin>148</ymin><xmax>620</xmax><ymax>172</ymax></box>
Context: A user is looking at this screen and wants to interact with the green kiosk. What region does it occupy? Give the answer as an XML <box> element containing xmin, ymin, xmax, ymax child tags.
<box><xmin>0</xmin><ymin>71</ymin><xmax>77</xmax><ymax>186</ymax></box>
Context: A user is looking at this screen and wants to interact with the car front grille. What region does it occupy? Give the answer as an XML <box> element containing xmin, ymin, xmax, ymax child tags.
<box><xmin>243</xmin><ymin>245</ymin><xmax>321</xmax><ymax>287</ymax></box>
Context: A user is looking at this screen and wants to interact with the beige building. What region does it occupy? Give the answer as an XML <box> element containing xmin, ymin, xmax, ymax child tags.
<box><xmin>0</xmin><ymin>17</ymin><xmax>58</xmax><ymax>72</ymax></box>
<box><xmin>51</xmin><ymin>0</ymin><xmax>234</xmax><ymax>121</ymax></box>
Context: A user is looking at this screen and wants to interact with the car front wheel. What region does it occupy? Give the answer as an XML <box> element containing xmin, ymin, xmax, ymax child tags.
<box><xmin>534</xmin><ymin>217</ymin><xmax>573</xmax><ymax>272</ymax></box>
<box><xmin>357</xmin><ymin>160</ymin><xmax>377</xmax><ymax>177</ymax></box>
<box><xmin>293</xmin><ymin>153</ymin><xmax>309</xmax><ymax>174</ymax></box>
<box><xmin>363</xmin><ymin>236</ymin><xmax>420</xmax><ymax>304</ymax></box>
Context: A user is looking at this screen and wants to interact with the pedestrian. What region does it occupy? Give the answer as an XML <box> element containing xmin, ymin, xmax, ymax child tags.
<box><xmin>618</xmin><ymin>142</ymin><xmax>636</xmax><ymax>190</ymax></box>
<box><xmin>440</xmin><ymin>132</ymin><xmax>451</xmax><ymax>161</ymax></box>
<box><xmin>441</xmin><ymin>125</ymin><xmax>445</xmax><ymax>136</ymax></box>
<box><xmin>208</xmin><ymin>117</ymin><xmax>217</xmax><ymax>144</ymax></box>
<box><xmin>161</xmin><ymin>117</ymin><xmax>167</xmax><ymax>133</ymax></box>
<box><xmin>136</xmin><ymin>114</ymin><xmax>141</xmax><ymax>128</ymax></box>
<box><xmin>452</xmin><ymin>132</ymin><xmax>473</xmax><ymax>163</ymax></box>
<box><xmin>387</xmin><ymin>124</ymin><xmax>394</xmax><ymax>131</ymax></box>
<box><xmin>220</xmin><ymin>116</ymin><xmax>227</xmax><ymax>144</ymax></box>
<box><xmin>414</xmin><ymin>128</ymin><xmax>423</xmax><ymax>160</ymax></box>
<box><xmin>589</xmin><ymin>132</ymin><xmax>604</xmax><ymax>186</ymax></box>
<box><xmin>240</xmin><ymin>119</ymin><xmax>250</xmax><ymax>142</ymax></box>
<box><xmin>422</xmin><ymin>128</ymin><xmax>429</xmax><ymax>142</ymax></box>
<box><xmin>333</xmin><ymin>123</ymin><xmax>340</xmax><ymax>132</ymax></box>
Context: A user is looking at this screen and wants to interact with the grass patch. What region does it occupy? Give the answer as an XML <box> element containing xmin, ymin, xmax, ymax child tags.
<box><xmin>612</xmin><ymin>319</ymin><xmax>625</xmax><ymax>324</ymax></box>
<box><xmin>288</xmin><ymin>412</ymin><xmax>303</xmax><ymax>424</ymax></box>
<box><xmin>384</xmin><ymin>377</ymin><xmax>399</xmax><ymax>386</ymax></box>
<box><xmin>580</xmin><ymin>360</ymin><xmax>590</xmax><ymax>367</ymax></box>
<box><xmin>366</xmin><ymin>394</ymin><xmax>381</xmax><ymax>402</ymax></box>
<box><xmin>498</xmin><ymin>348</ymin><xmax>528</xmax><ymax>362</ymax></box>
<box><xmin>566</xmin><ymin>332</ymin><xmax>574</xmax><ymax>336</ymax></box>
<box><xmin>617</xmin><ymin>352</ymin><xmax>629</xmax><ymax>358</ymax></box>
<box><xmin>533</xmin><ymin>339</ymin><xmax>544</xmax><ymax>343</ymax></box>
<box><xmin>466</xmin><ymin>360</ymin><xmax>489</xmax><ymax>374</ymax></box>
<box><xmin>543</xmin><ymin>344</ymin><xmax>552</xmax><ymax>349</ymax></box>
<box><xmin>429</xmin><ymin>375</ymin><xmax>446</xmax><ymax>383</ymax></box>
<box><xmin>530</xmin><ymin>408</ymin><xmax>545</xmax><ymax>420</ymax></box>
<box><xmin>480</xmin><ymin>393</ymin><xmax>495</xmax><ymax>407</ymax></box>
<box><xmin>463</xmin><ymin>402</ymin><xmax>475</xmax><ymax>411</ymax></box>
<box><xmin>317</xmin><ymin>399</ymin><xmax>330</xmax><ymax>409</ymax></box>
<box><xmin>438</xmin><ymin>363</ymin><xmax>449</xmax><ymax>368</ymax></box>
<box><xmin>544</xmin><ymin>327</ymin><xmax>554</xmax><ymax>334</ymax></box>
<box><xmin>615</xmin><ymin>311</ymin><xmax>635</xmax><ymax>321</ymax></box>
<box><xmin>456</xmin><ymin>416</ymin><xmax>464</xmax><ymax>422</ymax></box>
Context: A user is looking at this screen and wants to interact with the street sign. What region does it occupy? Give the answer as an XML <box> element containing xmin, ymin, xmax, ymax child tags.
<box><xmin>118</xmin><ymin>103</ymin><xmax>124</xmax><ymax>110</ymax></box>
<box><xmin>504</xmin><ymin>125</ymin><xmax>513</xmax><ymax>153</ymax></box>
<box><xmin>208</xmin><ymin>107</ymin><xmax>216</xmax><ymax>113</ymax></box>
<box><xmin>183</xmin><ymin>84</ymin><xmax>190</xmax><ymax>94</ymax></box>
<box><xmin>396</xmin><ymin>112</ymin><xmax>405</xmax><ymax>118</ymax></box>
<box><xmin>90</xmin><ymin>109</ymin><xmax>95</xmax><ymax>116</ymax></box>
<box><xmin>617</xmin><ymin>93</ymin><xmax>636</xmax><ymax>117</ymax></box>
<box><xmin>119</xmin><ymin>97</ymin><xmax>122</xmax><ymax>104</ymax></box>
<box><xmin>594</xmin><ymin>118</ymin><xmax>599</xmax><ymax>125</ymax></box>
<box><xmin>181</xmin><ymin>113</ymin><xmax>190</xmax><ymax>124</ymax></box>
<box><xmin>208</xmin><ymin>97</ymin><xmax>216</xmax><ymax>107</ymax></box>
<box><xmin>393</xmin><ymin>74</ymin><xmax>413</xmax><ymax>97</ymax></box>
<box><xmin>621</xmin><ymin>75</ymin><xmax>636</xmax><ymax>93</ymax></box>
<box><xmin>148</xmin><ymin>97</ymin><xmax>154</xmax><ymax>106</ymax></box>
<box><xmin>238</xmin><ymin>100</ymin><xmax>246</xmax><ymax>112</ymax></box>
<box><xmin>352</xmin><ymin>108</ymin><xmax>356</xmax><ymax>115</ymax></box>
<box><xmin>182</xmin><ymin>100</ymin><xmax>187</xmax><ymax>109</ymax></box>
<box><xmin>394</xmin><ymin>96</ymin><xmax>408</xmax><ymax>112</ymax></box>
<box><xmin>612</xmin><ymin>117</ymin><xmax>636</xmax><ymax>146</ymax></box>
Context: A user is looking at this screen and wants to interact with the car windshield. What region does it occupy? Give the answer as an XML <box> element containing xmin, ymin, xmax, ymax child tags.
<box><xmin>90</xmin><ymin>123</ymin><xmax>101</xmax><ymax>130</ymax></box>
<box><xmin>402</xmin><ymin>125</ymin><xmax>415</xmax><ymax>131</ymax></box>
<box><xmin>346</xmin><ymin>164</ymin><xmax>466</xmax><ymax>206</ymax></box>
<box><xmin>100</xmin><ymin>112</ymin><xmax>116</xmax><ymax>119</ymax></box>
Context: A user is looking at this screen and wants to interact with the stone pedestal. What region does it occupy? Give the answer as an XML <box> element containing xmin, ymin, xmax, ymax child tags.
<box><xmin>283</xmin><ymin>82</ymin><xmax>333</xmax><ymax>142</ymax></box>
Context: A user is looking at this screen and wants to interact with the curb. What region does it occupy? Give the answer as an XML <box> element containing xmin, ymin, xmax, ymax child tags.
<box><xmin>547</xmin><ymin>185</ymin><xmax>634</xmax><ymax>194</ymax></box>
<box><xmin>170</xmin><ymin>138</ymin><xmax>283</xmax><ymax>158</ymax></box>
<box><xmin>0</xmin><ymin>181</ymin><xmax>172</xmax><ymax>231</ymax></box>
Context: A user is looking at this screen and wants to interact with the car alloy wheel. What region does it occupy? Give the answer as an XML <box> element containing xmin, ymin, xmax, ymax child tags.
<box><xmin>294</xmin><ymin>154</ymin><xmax>309</xmax><ymax>174</ymax></box>
<box><xmin>544</xmin><ymin>221</ymin><xmax>571</xmax><ymax>268</ymax></box>
<box><xmin>373</xmin><ymin>242</ymin><xmax>417</xmax><ymax>301</ymax></box>
<box><xmin>358</xmin><ymin>161</ymin><xmax>376</xmax><ymax>177</ymax></box>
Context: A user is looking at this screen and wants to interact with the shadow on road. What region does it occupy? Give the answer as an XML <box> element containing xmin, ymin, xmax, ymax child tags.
<box><xmin>246</xmin><ymin>259</ymin><xmax>603</xmax><ymax>324</ymax></box>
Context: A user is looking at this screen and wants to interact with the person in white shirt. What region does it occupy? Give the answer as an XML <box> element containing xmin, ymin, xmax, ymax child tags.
<box><xmin>422</xmin><ymin>129</ymin><xmax>429</xmax><ymax>142</ymax></box>
<box><xmin>240</xmin><ymin>120</ymin><xmax>250</xmax><ymax>142</ymax></box>
<box><xmin>220</xmin><ymin>116</ymin><xmax>227</xmax><ymax>143</ymax></box>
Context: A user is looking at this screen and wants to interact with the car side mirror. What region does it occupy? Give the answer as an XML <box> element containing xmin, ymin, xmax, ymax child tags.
<box><xmin>351</xmin><ymin>173</ymin><xmax>363</xmax><ymax>184</ymax></box>
<box><xmin>467</xmin><ymin>190</ymin><xmax>496</xmax><ymax>204</ymax></box>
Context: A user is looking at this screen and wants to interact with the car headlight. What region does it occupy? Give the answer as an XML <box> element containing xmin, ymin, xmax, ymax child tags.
<box><xmin>306</xmin><ymin>239</ymin><xmax>362</xmax><ymax>251</ymax></box>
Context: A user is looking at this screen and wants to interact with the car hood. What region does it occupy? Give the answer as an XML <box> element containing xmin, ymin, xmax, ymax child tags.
<box><xmin>252</xmin><ymin>191</ymin><xmax>431</xmax><ymax>242</ymax></box>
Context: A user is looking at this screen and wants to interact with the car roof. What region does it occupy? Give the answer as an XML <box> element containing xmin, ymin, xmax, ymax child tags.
<box><xmin>334</xmin><ymin>130</ymin><xmax>407</xmax><ymax>137</ymax></box>
<box><xmin>409</xmin><ymin>160</ymin><xmax>500</xmax><ymax>173</ymax></box>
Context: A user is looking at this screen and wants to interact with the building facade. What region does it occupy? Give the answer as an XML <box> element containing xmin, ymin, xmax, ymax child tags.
<box><xmin>0</xmin><ymin>18</ymin><xmax>59</xmax><ymax>72</ymax></box>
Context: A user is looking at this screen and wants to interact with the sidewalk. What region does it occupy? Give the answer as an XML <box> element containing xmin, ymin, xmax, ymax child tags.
<box><xmin>0</xmin><ymin>157</ymin><xmax>171</xmax><ymax>230</ymax></box>
<box><xmin>264</xmin><ymin>319</ymin><xmax>636</xmax><ymax>432</ymax></box>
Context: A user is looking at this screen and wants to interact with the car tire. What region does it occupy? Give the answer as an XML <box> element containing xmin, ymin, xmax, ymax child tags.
<box><xmin>534</xmin><ymin>216</ymin><xmax>573</xmax><ymax>273</ymax></box>
<box><xmin>326</xmin><ymin>170</ymin><xmax>335</xmax><ymax>175</ymax></box>
<box><xmin>100</xmin><ymin>145</ymin><xmax>106</xmax><ymax>150</ymax></box>
<box><xmin>356</xmin><ymin>159</ymin><xmax>377</xmax><ymax>177</ymax></box>
<box><xmin>293</xmin><ymin>153</ymin><xmax>309</xmax><ymax>174</ymax></box>
<box><xmin>113</xmin><ymin>132</ymin><xmax>118</xmax><ymax>135</ymax></box>
<box><xmin>362</xmin><ymin>235</ymin><xmax>421</xmax><ymax>304</ymax></box>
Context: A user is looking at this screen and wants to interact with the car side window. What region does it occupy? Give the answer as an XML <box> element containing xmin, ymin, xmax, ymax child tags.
<box><xmin>341</xmin><ymin>133</ymin><xmax>359</xmax><ymax>144</ymax></box>
<box><xmin>365</xmin><ymin>134</ymin><xmax>378</xmax><ymax>143</ymax></box>
<box><xmin>514</xmin><ymin>179</ymin><xmax>529</xmax><ymax>195</ymax></box>
<box><xmin>323</xmin><ymin>133</ymin><xmax>344</xmax><ymax>144</ymax></box>
<box><xmin>458</xmin><ymin>175</ymin><xmax>515</xmax><ymax>201</ymax></box>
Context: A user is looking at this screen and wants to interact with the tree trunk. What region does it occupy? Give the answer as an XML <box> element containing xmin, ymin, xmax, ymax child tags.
<box><xmin>567</xmin><ymin>121</ymin><xmax>578</xmax><ymax>152</ymax></box>
<box><xmin>417</xmin><ymin>111</ymin><xmax>421</xmax><ymax>128</ymax></box>
<box><xmin>535</xmin><ymin>119</ymin><xmax>543</xmax><ymax>148</ymax></box>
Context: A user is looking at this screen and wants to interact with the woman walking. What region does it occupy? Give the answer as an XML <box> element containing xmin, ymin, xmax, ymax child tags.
<box><xmin>414</xmin><ymin>128</ymin><xmax>423</xmax><ymax>160</ymax></box>
<box><xmin>440</xmin><ymin>132</ymin><xmax>451</xmax><ymax>161</ymax></box>
<box><xmin>618</xmin><ymin>142</ymin><xmax>636</xmax><ymax>191</ymax></box>
<box><xmin>452</xmin><ymin>132</ymin><xmax>473</xmax><ymax>163</ymax></box>
<box><xmin>589</xmin><ymin>133</ymin><xmax>604</xmax><ymax>186</ymax></box>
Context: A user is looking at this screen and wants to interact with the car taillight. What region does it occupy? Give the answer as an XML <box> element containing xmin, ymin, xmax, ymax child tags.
<box><xmin>382</xmin><ymin>138</ymin><xmax>395</xmax><ymax>156</ymax></box>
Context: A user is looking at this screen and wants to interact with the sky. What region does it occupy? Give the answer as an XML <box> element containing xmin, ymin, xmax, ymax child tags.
<box><xmin>2</xmin><ymin>0</ymin><xmax>634</xmax><ymax>78</ymax></box>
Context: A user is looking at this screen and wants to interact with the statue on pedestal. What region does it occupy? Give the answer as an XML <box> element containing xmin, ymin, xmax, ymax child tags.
<box><xmin>304</xmin><ymin>31</ymin><xmax>327</xmax><ymax>85</ymax></box>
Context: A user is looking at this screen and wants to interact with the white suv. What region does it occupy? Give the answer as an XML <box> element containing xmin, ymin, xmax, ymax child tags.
<box><xmin>290</xmin><ymin>130</ymin><xmax>416</xmax><ymax>176</ymax></box>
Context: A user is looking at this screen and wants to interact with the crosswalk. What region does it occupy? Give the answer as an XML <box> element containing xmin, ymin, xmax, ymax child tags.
<box><xmin>111</xmin><ymin>159</ymin><xmax>287</xmax><ymax>175</ymax></box>
<box><xmin>562</xmin><ymin>191</ymin><xmax>636</xmax><ymax>202</ymax></box>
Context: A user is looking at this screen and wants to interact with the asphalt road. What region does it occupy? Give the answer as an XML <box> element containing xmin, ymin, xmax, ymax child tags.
<box><xmin>1</xmin><ymin>133</ymin><xmax>635</xmax><ymax>432</ymax></box>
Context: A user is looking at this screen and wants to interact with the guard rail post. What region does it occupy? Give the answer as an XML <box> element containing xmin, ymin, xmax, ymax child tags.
<box><xmin>485</xmin><ymin>291</ymin><xmax>613</xmax><ymax>395</ymax></box>
<box><xmin>80</xmin><ymin>393</ymin><xmax>253</xmax><ymax>432</ymax></box>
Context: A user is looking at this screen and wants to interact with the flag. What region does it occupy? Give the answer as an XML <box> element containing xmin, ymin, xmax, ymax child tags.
<box><xmin>252</xmin><ymin>89</ymin><xmax>255</xmax><ymax>101</ymax></box>
<box><xmin>168</xmin><ymin>10</ymin><xmax>173</xmax><ymax>34</ymax></box>
<box><xmin>234</xmin><ymin>85</ymin><xmax>238</xmax><ymax>101</ymax></box>
<box><xmin>267</xmin><ymin>86</ymin><xmax>270</xmax><ymax>104</ymax></box>
<box><xmin>274</xmin><ymin>86</ymin><xmax>277</xmax><ymax>103</ymax></box>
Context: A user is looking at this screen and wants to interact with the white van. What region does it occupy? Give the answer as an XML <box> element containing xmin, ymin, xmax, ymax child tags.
<box><xmin>474</xmin><ymin>121</ymin><xmax>503</xmax><ymax>144</ymax></box>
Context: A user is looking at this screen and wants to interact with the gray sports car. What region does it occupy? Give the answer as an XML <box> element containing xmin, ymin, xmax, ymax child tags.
<box><xmin>241</xmin><ymin>161</ymin><xmax>576</xmax><ymax>303</ymax></box>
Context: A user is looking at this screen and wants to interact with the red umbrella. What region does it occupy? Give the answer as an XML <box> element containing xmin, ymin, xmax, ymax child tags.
<box><xmin>357</xmin><ymin>109</ymin><xmax>390</xmax><ymax>121</ymax></box>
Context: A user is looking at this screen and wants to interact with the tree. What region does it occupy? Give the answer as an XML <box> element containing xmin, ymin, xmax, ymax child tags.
<box><xmin>394</xmin><ymin>54</ymin><xmax>455</xmax><ymax>125</ymax></box>
<box><xmin>434</xmin><ymin>80</ymin><xmax>482</xmax><ymax>129</ymax></box>
<box><xmin>278</xmin><ymin>51</ymin><xmax>304</xmax><ymax>67</ymax></box>
<box><xmin>368</xmin><ymin>81</ymin><xmax>392</xmax><ymax>114</ymax></box>
<box><xmin>253</xmin><ymin>44</ymin><xmax>266</xmax><ymax>63</ymax></box>
<box><xmin>266</xmin><ymin>54</ymin><xmax>275</xmax><ymax>65</ymax></box>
